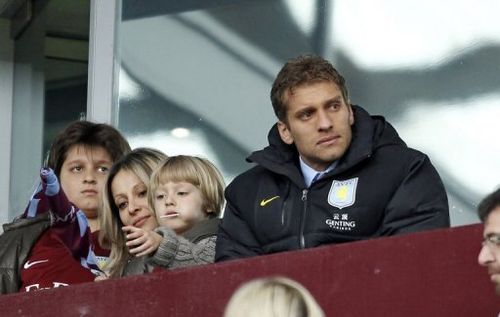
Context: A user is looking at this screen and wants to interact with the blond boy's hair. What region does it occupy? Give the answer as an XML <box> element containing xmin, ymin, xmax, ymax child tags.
<box><xmin>224</xmin><ymin>276</ymin><xmax>325</xmax><ymax>317</ymax></box>
<box><xmin>149</xmin><ymin>155</ymin><xmax>225</xmax><ymax>217</ymax></box>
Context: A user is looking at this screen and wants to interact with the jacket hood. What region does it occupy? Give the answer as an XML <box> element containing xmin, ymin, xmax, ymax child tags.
<box><xmin>247</xmin><ymin>122</ymin><xmax>303</xmax><ymax>185</ymax></box>
<box><xmin>248</xmin><ymin>105</ymin><xmax>406</xmax><ymax>182</ymax></box>
<box><xmin>344</xmin><ymin>106</ymin><xmax>406</xmax><ymax>168</ymax></box>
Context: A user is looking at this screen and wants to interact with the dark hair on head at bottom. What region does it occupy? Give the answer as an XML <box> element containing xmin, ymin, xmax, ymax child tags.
<box><xmin>478</xmin><ymin>188</ymin><xmax>500</xmax><ymax>222</ymax></box>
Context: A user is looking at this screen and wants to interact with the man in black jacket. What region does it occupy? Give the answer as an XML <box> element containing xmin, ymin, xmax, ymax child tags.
<box><xmin>215</xmin><ymin>54</ymin><xmax>450</xmax><ymax>262</ymax></box>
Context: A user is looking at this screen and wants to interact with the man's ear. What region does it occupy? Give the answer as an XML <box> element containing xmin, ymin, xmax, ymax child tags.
<box><xmin>277</xmin><ymin>121</ymin><xmax>294</xmax><ymax>145</ymax></box>
<box><xmin>348</xmin><ymin>104</ymin><xmax>355</xmax><ymax>126</ymax></box>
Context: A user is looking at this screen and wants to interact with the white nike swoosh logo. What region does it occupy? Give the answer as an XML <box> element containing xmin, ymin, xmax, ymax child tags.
<box><xmin>24</xmin><ymin>259</ymin><xmax>49</xmax><ymax>269</ymax></box>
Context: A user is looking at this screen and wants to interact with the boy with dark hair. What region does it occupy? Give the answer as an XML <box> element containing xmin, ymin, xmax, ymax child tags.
<box><xmin>0</xmin><ymin>121</ymin><xmax>130</xmax><ymax>293</ymax></box>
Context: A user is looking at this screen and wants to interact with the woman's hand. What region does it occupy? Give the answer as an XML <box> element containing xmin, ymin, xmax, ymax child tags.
<box><xmin>122</xmin><ymin>225</ymin><xmax>162</xmax><ymax>257</ymax></box>
<box><xmin>94</xmin><ymin>275</ymin><xmax>109</xmax><ymax>282</ymax></box>
<box><xmin>94</xmin><ymin>269</ymin><xmax>109</xmax><ymax>282</ymax></box>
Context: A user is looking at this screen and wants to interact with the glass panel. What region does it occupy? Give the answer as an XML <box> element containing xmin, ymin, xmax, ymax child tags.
<box><xmin>9</xmin><ymin>0</ymin><xmax>89</xmax><ymax>220</ymax></box>
<box><xmin>43</xmin><ymin>0</ymin><xmax>90</xmax><ymax>155</ymax></box>
<box><xmin>117</xmin><ymin>0</ymin><xmax>500</xmax><ymax>226</ymax></box>
<box><xmin>0</xmin><ymin>19</ymin><xmax>14</xmax><ymax>227</ymax></box>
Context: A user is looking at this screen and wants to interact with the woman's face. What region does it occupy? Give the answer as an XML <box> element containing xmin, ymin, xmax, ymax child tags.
<box><xmin>111</xmin><ymin>169</ymin><xmax>157</xmax><ymax>231</ymax></box>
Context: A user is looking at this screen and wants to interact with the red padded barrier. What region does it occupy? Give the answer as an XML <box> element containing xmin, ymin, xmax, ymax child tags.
<box><xmin>0</xmin><ymin>224</ymin><xmax>498</xmax><ymax>316</ymax></box>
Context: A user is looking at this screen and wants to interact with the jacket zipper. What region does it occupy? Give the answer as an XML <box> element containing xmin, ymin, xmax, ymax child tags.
<box><xmin>281</xmin><ymin>181</ymin><xmax>291</xmax><ymax>225</ymax></box>
<box><xmin>299</xmin><ymin>189</ymin><xmax>308</xmax><ymax>249</ymax></box>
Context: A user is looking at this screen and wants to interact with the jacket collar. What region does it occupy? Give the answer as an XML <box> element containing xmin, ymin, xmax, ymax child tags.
<box><xmin>247</xmin><ymin>105</ymin><xmax>404</xmax><ymax>185</ymax></box>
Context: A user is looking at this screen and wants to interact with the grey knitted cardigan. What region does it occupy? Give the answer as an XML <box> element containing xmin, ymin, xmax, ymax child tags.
<box><xmin>123</xmin><ymin>217</ymin><xmax>219</xmax><ymax>276</ymax></box>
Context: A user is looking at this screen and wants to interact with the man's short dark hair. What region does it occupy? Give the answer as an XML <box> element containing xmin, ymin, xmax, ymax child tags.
<box><xmin>270</xmin><ymin>54</ymin><xmax>349</xmax><ymax>121</ymax></box>
<box><xmin>478</xmin><ymin>188</ymin><xmax>500</xmax><ymax>222</ymax></box>
<box><xmin>47</xmin><ymin>121</ymin><xmax>131</xmax><ymax>176</ymax></box>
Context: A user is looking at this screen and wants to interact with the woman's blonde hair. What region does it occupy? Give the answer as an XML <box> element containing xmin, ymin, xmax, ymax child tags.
<box><xmin>99</xmin><ymin>147</ymin><xmax>167</xmax><ymax>277</ymax></box>
<box><xmin>149</xmin><ymin>155</ymin><xmax>225</xmax><ymax>217</ymax></box>
<box><xmin>224</xmin><ymin>277</ymin><xmax>325</xmax><ymax>317</ymax></box>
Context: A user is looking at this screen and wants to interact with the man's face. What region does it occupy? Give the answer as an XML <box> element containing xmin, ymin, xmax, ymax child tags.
<box><xmin>478</xmin><ymin>206</ymin><xmax>500</xmax><ymax>295</ymax></box>
<box><xmin>277</xmin><ymin>81</ymin><xmax>354</xmax><ymax>171</ymax></box>
<box><xmin>59</xmin><ymin>145</ymin><xmax>113</xmax><ymax>219</ymax></box>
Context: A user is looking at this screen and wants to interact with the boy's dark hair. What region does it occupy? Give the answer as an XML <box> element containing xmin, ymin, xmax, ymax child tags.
<box><xmin>478</xmin><ymin>188</ymin><xmax>500</xmax><ymax>222</ymax></box>
<box><xmin>270</xmin><ymin>54</ymin><xmax>349</xmax><ymax>121</ymax></box>
<box><xmin>47</xmin><ymin>121</ymin><xmax>131</xmax><ymax>176</ymax></box>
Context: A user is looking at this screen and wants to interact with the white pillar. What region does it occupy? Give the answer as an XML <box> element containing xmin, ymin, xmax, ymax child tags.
<box><xmin>87</xmin><ymin>0</ymin><xmax>119</xmax><ymax>125</ymax></box>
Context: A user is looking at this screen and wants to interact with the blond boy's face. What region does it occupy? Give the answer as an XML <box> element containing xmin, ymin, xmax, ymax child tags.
<box><xmin>153</xmin><ymin>181</ymin><xmax>207</xmax><ymax>234</ymax></box>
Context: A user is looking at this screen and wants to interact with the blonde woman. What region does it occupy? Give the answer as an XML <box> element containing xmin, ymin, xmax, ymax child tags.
<box><xmin>100</xmin><ymin>152</ymin><xmax>225</xmax><ymax>277</ymax></box>
<box><xmin>224</xmin><ymin>277</ymin><xmax>325</xmax><ymax>317</ymax></box>
<box><xmin>99</xmin><ymin>148</ymin><xmax>166</xmax><ymax>277</ymax></box>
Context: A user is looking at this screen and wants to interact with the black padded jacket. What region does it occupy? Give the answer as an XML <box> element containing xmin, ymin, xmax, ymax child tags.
<box><xmin>0</xmin><ymin>213</ymin><xmax>52</xmax><ymax>294</ymax></box>
<box><xmin>215</xmin><ymin>106</ymin><xmax>450</xmax><ymax>261</ymax></box>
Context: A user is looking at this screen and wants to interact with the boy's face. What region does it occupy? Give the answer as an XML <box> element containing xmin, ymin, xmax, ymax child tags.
<box><xmin>59</xmin><ymin>145</ymin><xmax>112</xmax><ymax>219</ymax></box>
<box><xmin>153</xmin><ymin>181</ymin><xmax>207</xmax><ymax>234</ymax></box>
<box><xmin>112</xmin><ymin>169</ymin><xmax>157</xmax><ymax>231</ymax></box>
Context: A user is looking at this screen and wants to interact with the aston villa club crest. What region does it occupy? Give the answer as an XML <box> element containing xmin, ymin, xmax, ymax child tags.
<box><xmin>328</xmin><ymin>178</ymin><xmax>359</xmax><ymax>209</ymax></box>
